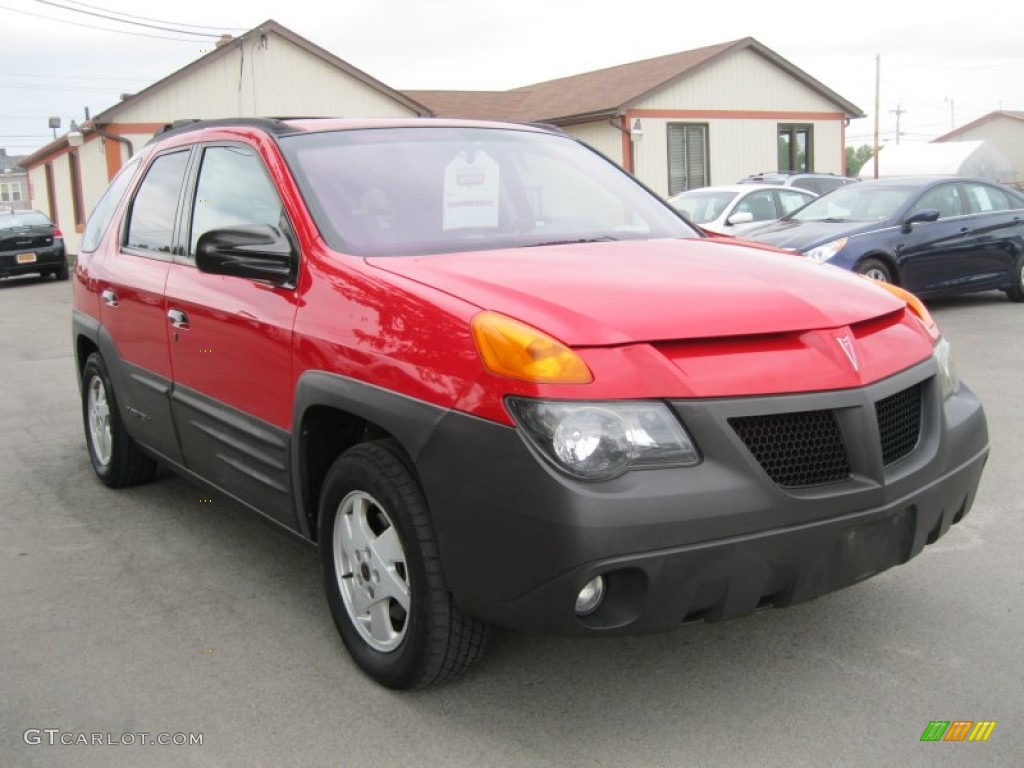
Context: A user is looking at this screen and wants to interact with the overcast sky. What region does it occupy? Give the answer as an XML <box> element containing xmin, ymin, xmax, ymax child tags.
<box><xmin>2</xmin><ymin>0</ymin><xmax>1021</xmax><ymax>159</ymax></box>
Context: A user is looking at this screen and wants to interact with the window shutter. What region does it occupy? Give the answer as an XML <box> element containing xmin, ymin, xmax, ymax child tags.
<box><xmin>685</xmin><ymin>127</ymin><xmax>707</xmax><ymax>189</ymax></box>
<box><xmin>668</xmin><ymin>125</ymin><xmax>707</xmax><ymax>195</ymax></box>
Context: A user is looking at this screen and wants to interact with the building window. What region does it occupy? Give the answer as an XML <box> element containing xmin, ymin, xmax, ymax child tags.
<box><xmin>778</xmin><ymin>124</ymin><xmax>812</xmax><ymax>172</ymax></box>
<box><xmin>667</xmin><ymin>123</ymin><xmax>709</xmax><ymax>195</ymax></box>
<box><xmin>44</xmin><ymin>163</ymin><xmax>57</xmax><ymax>221</ymax></box>
<box><xmin>0</xmin><ymin>181</ymin><xmax>22</xmax><ymax>203</ymax></box>
<box><xmin>68</xmin><ymin>150</ymin><xmax>85</xmax><ymax>226</ymax></box>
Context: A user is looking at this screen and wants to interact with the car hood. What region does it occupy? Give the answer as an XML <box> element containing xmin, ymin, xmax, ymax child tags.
<box><xmin>746</xmin><ymin>219</ymin><xmax>879</xmax><ymax>251</ymax></box>
<box><xmin>366</xmin><ymin>238</ymin><xmax>905</xmax><ymax>346</ymax></box>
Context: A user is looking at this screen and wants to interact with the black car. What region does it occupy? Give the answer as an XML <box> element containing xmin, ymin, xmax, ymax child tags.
<box><xmin>0</xmin><ymin>210</ymin><xmax>67</xmax><ymax>280</ymax></box>
<box><xmin>746</xmin><ymin>176</ymin><xmax>1024</xmax><ymax>300</ymax></box>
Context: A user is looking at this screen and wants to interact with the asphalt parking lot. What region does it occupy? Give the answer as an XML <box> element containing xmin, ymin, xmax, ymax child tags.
<box><xmin>1</xmin><ymin>275</ymin><xmax>1021</xmax><ymax>767</ymax></box>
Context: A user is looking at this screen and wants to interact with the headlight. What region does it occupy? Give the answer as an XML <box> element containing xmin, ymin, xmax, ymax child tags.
<box><xmin>505</xmin><ymin>399</ymin><xmax>700</xmax><ymax>481</ymax></box>
<box><xmin>933</xmin><ymin>336</ymin><xmax>959</xmax><ymax>399</ymax></box>
<box><xmin>804</xmin><ymin>237</ymin><xmax>848</xmax><ymax>264</ymax></box>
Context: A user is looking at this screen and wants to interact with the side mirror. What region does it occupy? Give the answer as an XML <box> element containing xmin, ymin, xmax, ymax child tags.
<box><xmin>902</xmin><ymin>208</ymin><xmax>940</xmax><ymax>232</ymax></box>
<box><xmin>196</xmin><ymin>225</ymin><xmax>296</xmax><ymax>285</ymax></box>
<box><xmin>727</xmin><ymin>211</ymin><xmax>755</xmax><ymax>226</ymax></box>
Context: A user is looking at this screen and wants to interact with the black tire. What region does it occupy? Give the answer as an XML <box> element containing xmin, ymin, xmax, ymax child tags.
<box><xmin>318</xmin><ymin>440</ymin><xmax>488</xmax><ymax>689</ymax></box>
<box><xmin>1007</xmin><ymin>253</ymin><xmax>1024</xmax><ymax>302</ymax></box>
<box><xmin>56</xmin><ymin>261</ymin><xmax>70</xmax><ymax>281</ymax></box>
<box><xmin>855</xmin><ymin>257</ymin><xmax>894</xmax><ymax>283</ymax></box>
<box><xmin>81</xmin><ymin>353</ymin><xmax>158</xmax><ymax>488</ymax></box>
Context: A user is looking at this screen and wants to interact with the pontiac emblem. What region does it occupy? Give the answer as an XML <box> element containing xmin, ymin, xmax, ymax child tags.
<box><xmin>836</xmin><ymin>335</ymin><xmax>859</xmax><ymax>371</ymax></box>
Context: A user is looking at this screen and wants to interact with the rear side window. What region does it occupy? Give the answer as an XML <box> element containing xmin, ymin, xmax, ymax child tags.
<box><xmin>125</xmin><ymin>150</ymin><xmax>190</xmax><ymax>254</ymax></box>
<box><xmin>963</xmin><ymin>183</ymin><xmax>1011</xmax><ymax>214</ymax></box>
<box><xmin>0</xmin><ymin>211</ymin><xmax>51</xmax><ymax>230</ymax></box>
<box><xmin>777</xmin><ymin>189</ymin><xmax>814</xmax><ymax>215</ymax></box>
<box><xmin>735</xmin><ymin>190</ymin><xmax>778</xmax><ymax>221</ymax></box>
<box><xmin>790</xmin><ymin>177</ymin><xmax>851</xmax><ymax>195</ymax></box>
<box><xmin>80</xmin><ymin>157</ymin><xmax>140</xmax><ymax>253</ymax></box>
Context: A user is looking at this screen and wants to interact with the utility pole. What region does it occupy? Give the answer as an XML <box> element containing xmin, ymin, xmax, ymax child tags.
<box><xmin>873</xmin><ymin>55</ymin><xmax>880</xmax><ymax>179</ymax></box>
<box><xmin>944</xmin><ymin>97</ymin><xmax>955</xmax><ymax>130</ymax></box>
<box><xmin>889</xmin><ymin>104</ymin><xmax>907</xmax><ymax>144</ymax></box>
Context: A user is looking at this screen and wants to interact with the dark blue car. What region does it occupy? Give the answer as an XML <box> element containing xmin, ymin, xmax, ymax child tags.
<box><xmin>747</xmin><ymin>176</ymin><xmax>1024</xmax><ymax>301</ymax></box>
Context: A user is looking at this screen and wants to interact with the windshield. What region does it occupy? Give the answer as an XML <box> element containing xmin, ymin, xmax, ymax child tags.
<box><xmin>0</xmin><ymin>211</ymin><xmax>51</xmax><ymax>230</ymax></box>
<box><xmin>668</xmin><ymin>191</ymin><xmax>735</xmax><ymax>224</ymax></box>
<box><xmin>790</xmin><ymin>184</ymin><xmax>916</xmax><ymax>223</ymax></box>
<box><xmin>280</xmin><ymin>126</ymin><xmax>698</xmax><ymax>256</ymax></box>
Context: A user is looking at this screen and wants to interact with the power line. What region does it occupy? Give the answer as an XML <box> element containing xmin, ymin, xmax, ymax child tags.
<box><xmin>1</xmin><ymin>72</ymin><xmax>153</xmax><ymax>82</ymax></box>
<box><xmin>0</xmin><ymin>4</ymin><xmax>205</xmax><ymax>41</ymax></box>
<box><xmin>56</xmin><ymin>0</ymin><xmax>247</xmax><ymax>31</ymax></box>
<box><xmin>0</xmin><ymin>82</ymin><xmax>133</xmax><ymax>93</ymax></box>
<box><xmin>35</xmin><ymin>0</ymin><xmax>221</xmax><ymax>37</ymax></box>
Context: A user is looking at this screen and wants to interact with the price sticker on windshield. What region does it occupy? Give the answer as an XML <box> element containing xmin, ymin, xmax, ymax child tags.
<box><xmin>443</xmin><ymin>150</ymin><xmax>500</xmax><ymax>230</ymax></box>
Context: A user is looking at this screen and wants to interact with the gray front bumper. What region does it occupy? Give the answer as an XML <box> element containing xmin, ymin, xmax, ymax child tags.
<box><xmin>415</xmin><ymin>359</ymin><xmax>988</xmax><ymax>635</ymax></box>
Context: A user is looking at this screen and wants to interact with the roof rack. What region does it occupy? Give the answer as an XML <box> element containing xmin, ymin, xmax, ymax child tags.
<box><xmin>147</xmin><ymin>117</ymin><xmax>301</xmax><ymax>144</ymax></box>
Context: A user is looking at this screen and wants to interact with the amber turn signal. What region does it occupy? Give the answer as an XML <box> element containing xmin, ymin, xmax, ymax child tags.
<box><xmin>871</xmin><ymin>281</ymin><xmax>938</xmax><ymax>338</ymax></box>
<box><xmin>471</xmin><ymin>311</ymin><xmax>593</xmax><ymax>384</ymax></box>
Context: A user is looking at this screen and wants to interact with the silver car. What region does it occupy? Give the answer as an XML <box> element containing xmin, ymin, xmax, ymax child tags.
<box><xmin>668</xmin><ymin>184</ymin><xmax>815</xmax><ymax>236</ymax></box>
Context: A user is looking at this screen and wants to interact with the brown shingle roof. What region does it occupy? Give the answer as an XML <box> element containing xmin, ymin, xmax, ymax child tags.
<box><xmin>409</xmin><ymin>37</ymin><xmax>864</xmax><ymax>124</ymax></box>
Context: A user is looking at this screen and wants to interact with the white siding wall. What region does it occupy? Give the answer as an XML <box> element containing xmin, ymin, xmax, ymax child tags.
<box><xmin>564</xmin><ymin>121</ymin><xmax>623</xmax><ymax>164</ymax></box>
<box><xmin>939</xmin><ymin>120</ymin><xmax>1024</xmax><ymax>186</ymax></box>
<box><xmin>50</xmin><ymin>153</ymin><xmax>75</xmax><ymax>248</ymax></box>
<box><xmin>113</xmin><ymin>32</ymin><xmax>416</xmax><ymax>123</ymax></box>
<box><xmin>79</xmin><ymin>137</ymin><xmax>111</xmax><ymax>214</ymax></box>
<box><xmin>639</xmin><ymin>48</ymin><xmax>840</xmax><ymax>112</ymax></box>
<box><xmin>626</xmin><ymin>47</ymin><xmax>849</xmax><ymax>197</ymax></box>
<box><xmin>631</xmin><ymin>117</ymin><xmax>842</xmax><ymax>198</ymax></box>
<box><xmin>28</xmin><ymin>165</ymin><xmax>49</xmax><ymax>218</ymax></box>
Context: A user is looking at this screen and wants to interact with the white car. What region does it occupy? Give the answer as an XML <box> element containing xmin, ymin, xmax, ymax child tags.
<box><xmin>668</xmin><ymin>184</ymin><xmax>816</xmax><ymax>236</ymax></box>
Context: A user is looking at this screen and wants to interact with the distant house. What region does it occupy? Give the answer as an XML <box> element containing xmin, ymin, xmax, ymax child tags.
<box><xmin>408</xmin><ymin>38</ymin><xmax>864</xmax><ymax>198</ymax></box>
<box><xmin>933</xmin><ymin>111</ymin><xmax>1024</xmax><ymax>188</ymax></box>
<box><xmin>19</xmin><ymin>20</ymin><xmax>430</xmax><ymax>253</ymax></box>
<box><xmin>1</xmin><ymin>149</ymin><xmax>30</xmax><ymax>212</ymax></box>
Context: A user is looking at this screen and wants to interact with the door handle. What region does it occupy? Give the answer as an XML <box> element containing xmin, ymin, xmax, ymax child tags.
<box><xmin>101</xmin><ymin>289</ymin><xmax>118</xmax><ymax>307</ymax></box>
<box><xmin>167</xmin><ymin>309</ymin><xmax>190</xmax><ymax>330</ymax></box>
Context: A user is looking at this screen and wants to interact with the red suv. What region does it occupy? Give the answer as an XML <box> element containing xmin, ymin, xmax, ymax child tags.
<box><xmin>73</xmin><ymin>118</ymin><xmax>989</xmax><ymax>689</ymax></box>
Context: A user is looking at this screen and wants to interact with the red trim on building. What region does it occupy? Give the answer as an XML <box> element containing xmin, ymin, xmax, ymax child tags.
<box><xmin>841</xmin><ymin>120</ymin><xmax>847</xmax><ymax>175</ymax></box>
<box><xmin>103</xmin><ymin>122</ymin><xmax>167</xmax><ymax>134</ymax></box>
<box><xmin>627</xmin><ymin>109</ymin><xmax>845</xmax><ymax>120</ymax></box>
<box><xmin>43</xmin><ymin>163</ymin><xmax>57</xmax><ymax>222</ymax></box>
<box><xmin>104</xmin><ymin>138</ymin><xmax>123</xmax><ymax>180</ymax></box>
<box><xmin>621</xmin><ymin>114</ymin><xmax>633</xmax><ymax>173</ymax></box>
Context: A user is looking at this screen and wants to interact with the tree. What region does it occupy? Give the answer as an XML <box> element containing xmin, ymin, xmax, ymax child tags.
<box><xmin>846</xmin><ymin>145</ymin><xmax>874</xmax><ymax>178</ymax></box>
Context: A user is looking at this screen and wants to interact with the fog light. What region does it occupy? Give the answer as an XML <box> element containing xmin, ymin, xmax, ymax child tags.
<box><xmin>575</xmin><ymin>575</ymin><xmax>605</xmax><ymax>617</ymax></box>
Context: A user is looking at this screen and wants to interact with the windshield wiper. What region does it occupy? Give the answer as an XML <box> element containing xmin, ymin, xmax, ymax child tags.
<box><xmin>526</xmin><ymin>236</ymin><xmax>619</xmax><ymax>247</ymax></box>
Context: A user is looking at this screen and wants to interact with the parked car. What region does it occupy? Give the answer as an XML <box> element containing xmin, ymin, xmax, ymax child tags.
<box><xmin>746</xmin><ymin>176</ymin><xmax>1024</xmax><ymax>300</ymax></box>
<box><xmin>73</xmin><ymin>118</ymin><xmax>988</xmax><ymax>689</ymax></box>
<box><xmin>668</xmin><ymin>184</ymin><xmax>815</xmax><ymax>236</ymax></box>
<box><xmin>738</xmin><ymin>172</ymin><xmax>857</xmax><ymax>195</ymax></box>
<box><xmin>0</xmin><ymin>209</ymin><xmax>66</xmax><ymax>280</ymax></box>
